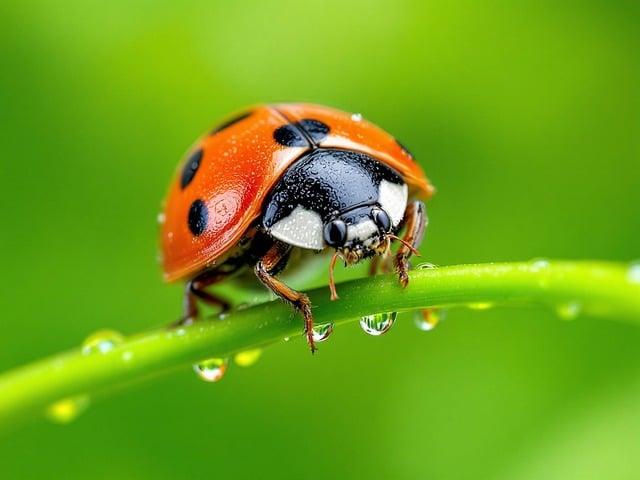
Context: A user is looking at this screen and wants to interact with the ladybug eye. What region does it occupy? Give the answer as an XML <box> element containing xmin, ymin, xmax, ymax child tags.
<box><xmin>323</xmin><ymin>219</ymin><xmax>347</xmax><ymax>247</ymax></box>
<box><xmin>372</xmin><ymin>208</ymin><xmax>391</xmax><ymax>233</ymax></box>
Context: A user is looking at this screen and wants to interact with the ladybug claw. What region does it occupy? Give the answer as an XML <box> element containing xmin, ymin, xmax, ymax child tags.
<box><xmin>169</xmin><ymin>315</ymin><xmax>195</xmax><ymax>329</ymax></box>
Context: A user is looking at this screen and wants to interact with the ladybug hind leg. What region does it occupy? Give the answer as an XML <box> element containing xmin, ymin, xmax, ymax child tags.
<box><xmin>176</xmin><ymin>270</ymin><xmax>232</xmax><ymax>326</ymax></box>
<box><xmin>254</xmin><ymin>242</ymin><xmax>317</xmax><ymax>353</ymax></box>
<box><xmin>394</xmin><ymin>200</ymin><xmax>427</xmax><ymax>287</ymax></box>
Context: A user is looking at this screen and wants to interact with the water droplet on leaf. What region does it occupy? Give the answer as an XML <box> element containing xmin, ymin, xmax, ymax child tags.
<box><xmin>234</xmin><ymin>349</ymin><xmax>262</xmax><ymax>367</ymax></box>
<box><xmin>360</xmin><ymin>312</ymin><xmax>397</xmax><ymax>336</ymax></box>
<box><xmin>311</xmin><ymin>322</ymin><xmax>334</xmax><ymax>343</ymax></box>
<box><xmin>81</xmin><ymin>330</ymin><xmax>124</xmax><ymax>355</ymax></box>
<box><xmin>193</xmin><ymin>358</ymin><xmax>228</xmax><ymax>382</ymax></box>
<box><xmin>414</xmin><ymin>308</ymin><xmax>446</xmax><ymax>331</ymax></box>
<box><xmin>46</xmin><ymin>395</ymin><xmax>90</xmax><ymax>424</ymax></box>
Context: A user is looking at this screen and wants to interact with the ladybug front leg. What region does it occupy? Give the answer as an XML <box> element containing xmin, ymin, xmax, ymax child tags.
<box><xmin>254</xmin><ymin>243</ymin><xmax>317</xmax><ymax>353</ymax></box>
<box><xmin>369</xmin><ymin>249</ymin><xmax>394</xmax><ymax>277</ymax></box>
<box><xmin>394</xmin><ymin>200</ymin><xmax>427</xmax><ymax>287</ymax></box>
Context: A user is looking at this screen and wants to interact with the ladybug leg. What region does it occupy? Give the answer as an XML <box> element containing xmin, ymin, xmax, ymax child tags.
<box><xmin>368</xmin><ymin>255</ymin><xmax>380</xmax><ymax>276</ymax></box>
<box><xmin>254</xmin><ymin>243</ymin><xmax>317</xmax><ymax>354</ymax></box>
<box><xmin>369</xmin><ymin>250</ymin><xmax>394</xmax><ymax>276</ymax></box>
<box><xmin>178</xmin><ymin>270</ymin><xmax>232</xmax><ymax>326</ymax></box>
<box><xmin>394</xmin><ymin>200</ymin><xmax>427</xmax><ymax>288</ymax></box>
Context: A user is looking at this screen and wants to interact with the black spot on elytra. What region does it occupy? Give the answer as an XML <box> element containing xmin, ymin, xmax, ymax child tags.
<box><xmin>273</xmin><ymin>124</ymin><xmax>307</xmax><ymax>147</ymax></box>
<box><xmin>210</xmin><ymin>111</ymin><xmax>252</xmax><ymax>135</ymax></box>
<box><xmin>273</xmin><ymin>119</ymin><xmax>330</xmax><ymax>147</ymax></box>
<box><xmin>298</xmin><ymin>119</ymin><xmax>330</xmax><ymax>143</ymax></box>
<box><xmin>188</xmin><ymin>199</ymin><xmax>208</xmax><ymax>236</ymax></box>
<box><xmin>396</xmin><ymin>139</ymin><xmax>414</xmax><ymax>159</ymax></box>
<box><xmin>180</xmin><ymin>149</ymin><xmax>203</xmax><ymax>189</ymax></box>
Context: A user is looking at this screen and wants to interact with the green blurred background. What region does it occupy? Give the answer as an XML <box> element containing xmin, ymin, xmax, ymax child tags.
<box><xmin>1</xmin><ymin>1</ymin><xmax>639</xmax><ymax>478</ymax></box>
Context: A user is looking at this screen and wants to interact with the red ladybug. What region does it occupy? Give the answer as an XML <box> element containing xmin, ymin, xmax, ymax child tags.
<box><xmin>160</xmin><ymin>103</ymin><xmax>434</xmax><ymax>352</ymax></box>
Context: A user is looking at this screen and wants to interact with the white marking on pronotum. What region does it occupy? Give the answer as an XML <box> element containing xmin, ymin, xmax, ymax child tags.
<box><xmin>268</xmin><ymin>205</ymin><xmax>324</xmax><ymax>250</ymax></box>
<box><xmin>378</xmin><ymin>180</ymin><xmax>408</xmax><ymax>226</ymax></box>
<box><xmin>346</xmin><ymin>219</ymin><xmax>377</xmax><ymax>242</ymax></box>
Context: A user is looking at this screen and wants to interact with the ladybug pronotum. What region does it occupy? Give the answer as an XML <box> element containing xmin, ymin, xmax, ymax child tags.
<box><xmin>160</xmin><ymin>103</ymin><xmax>434</xmax><ymax>352</ymax></box>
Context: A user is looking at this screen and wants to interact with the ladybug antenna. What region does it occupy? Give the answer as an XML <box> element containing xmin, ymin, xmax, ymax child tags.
<box><xmin>329</xmin><ymin>251</ymin><xmax>341</xmax><ymax>301</ymax></box>
<box><xmin>388</xmin><ymin>234</ymin><xmax>421</xmax><ymax>257</ymax></box>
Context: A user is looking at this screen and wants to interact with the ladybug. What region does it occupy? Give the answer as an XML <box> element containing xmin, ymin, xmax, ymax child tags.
<box><xmin>160</xmin><ymin>103</ymin><xmax>434</xmax><ymax>352</ymax></box>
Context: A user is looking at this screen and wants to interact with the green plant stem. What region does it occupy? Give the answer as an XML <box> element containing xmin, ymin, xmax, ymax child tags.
<box><xmin>0</xmin><ymin>261</ymin><xmax>639</xmax><ymax>432</ymax></box>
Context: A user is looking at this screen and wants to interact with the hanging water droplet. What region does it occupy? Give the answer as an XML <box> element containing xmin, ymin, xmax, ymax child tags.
<box><xmin>467</xmin><ymin>302</ymin><xmax>494</xmax><ymax>310</ymax></box>
<box><xmin>555</xmin><ymin>302</ymin><xmax>581</xmax><ymax>320</ymax></box>
<box><xmin>193</xmin><ymin>358</ymin><xmax>228</xmax><ymax>382</ymax></box>
<box><xmin>234</xmin><ymin>349</ymin><xmax>263</xmax><ymax>367</ymax></box>
<box><xmin>46</xmin><ymin>395</ymin><xmax>90</xmax><ymax>424</ymax></box>
<box><xmin>311</xmin><ymin>322</ymin><xmax>334</xmax><ymax>343</ymax></box>
<box><xmin>81</xmin><ymin>329</ymin><xmax>124</xmax><ymax>355</ymax></box>
<box><xmin>414</xmin><ymin>308</ymin><xmax>446</xmax><ymax>331</ymax></box>
<box><xmin>360</xmin><ymin>312</ymin><xmax>397</xmax><ymax>336</ymax></box>
<box><xmin>628</xmin><ymin>262</ymin><xmax>640</xmax><ymax>284</ymax></box>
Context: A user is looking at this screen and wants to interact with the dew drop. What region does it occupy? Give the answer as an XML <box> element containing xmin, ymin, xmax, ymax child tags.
<box><xmin>193</xmin><ymin>358</ymin><xmax>229</xmax><ymax>382</ymax></box>
<box><xmin>360</xmin><ymin>312</ymin><xmax>397</xmax><ymax>336</ymax></box>
<box><xmin>121</xmin><ymin>351</ymin><xmax>134</xmax><ymax>362</ymax></box>
<box><xmin>556</xmin><ymin>302</ymin><xmax>581</xmax><ymax>320</ymax></box>
<box><xmin>234</xmin><ymin>349</ymin><xmax>263</xmax><ymax>367</ymax></box>
<box><xmin>283</xmin><ymin>336</ymin><xmax>291</xmax><ymax>342</ymax></box>
<box><xmin>467</xmin><ymin>302</ymin><xmax>494</xmax><ymax>310</ymax></box>
<box><xmin>351</xmin><ymin>113</ymin><xmax>363</xmax><ymax>122</ymax></box>
<box><xmin>312</xmin><ymin>322</ymin><xmax>334</xmax><ymax>343</ymax></box>
<box><xmin>530</xmin><ymin>258</ymin><xmax>550</xmax><ymax>271</ymax></box>
<box><xmin>46</xmin><ymin>395</ymin><xmax>90</xmax><ymax>424</ymax></box>
<box><xmin>157</xmin><ymin>212</ymin><xmax>166</xmax><ymax>224</ymax></box>
<box><xmin>628</xmin><ymin>262</ymin><xmax>640</xmax><ymax>284</ymax></box>
<box><xmin>414</xmin><ymin>308</ymin><xmax>446</xmax><ymax>331</ymax></box>
<box><xmin>416</xmin><ymin>262</ymin><xmax>438</xmax><ymax>270</ymax></box>
<box><xmin>81</xmin><ymin>329</ymin><xmax>124</xmax><ymax>355</ymax></box>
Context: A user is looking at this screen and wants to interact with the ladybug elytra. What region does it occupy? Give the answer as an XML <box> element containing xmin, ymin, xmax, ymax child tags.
<box><xmin>160</xmin><ymin>103</ymin><xmax>434</xmax><ymax>352</ymax></box>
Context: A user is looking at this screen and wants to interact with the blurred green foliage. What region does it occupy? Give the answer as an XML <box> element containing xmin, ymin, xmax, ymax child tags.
<box><xmin>1</xmin><ymin>0</ymin><xmax>639</xmax><ymax>478</ymax></box>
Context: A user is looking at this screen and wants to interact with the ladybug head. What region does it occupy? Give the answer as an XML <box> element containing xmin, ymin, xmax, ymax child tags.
<box><xmin>263</xmin><ymin>149</ymin><xmax>408</xmax><ymax>264</ymax></box>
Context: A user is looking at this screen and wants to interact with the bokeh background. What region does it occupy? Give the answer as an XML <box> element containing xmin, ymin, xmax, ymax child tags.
<box><xmin>1</xmin><ymin>1</ymin><xmax>639</xmax><ymax>478</ymax></box>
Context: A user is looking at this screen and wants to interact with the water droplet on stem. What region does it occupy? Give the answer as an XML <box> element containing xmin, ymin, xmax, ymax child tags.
<box><xmin>467</xmin><ymin>302</ymin><xmax>494</xmax><ymax>310</ymax></box>
<box><xmin>628</xmin><ymin>262</ymin><xmax>640</xmax><ymax>284</ymax></box>
<box><xmin>311</xmin><ymin>322</ymin><xmax>334</xmax><ymax>343</ymax></box>
<box><xmin>234</xmin><ymin>349</ymin><xmax>263</xmax><ymax>367</ymax></box>
<box><xmin>556</xmin><ymin>302</ymin><xmax>581</xmax><ymax>320</ymax></box>
<box><xmin>416</xmin><ymin>262</ymin><xmax>438</xmax><ymax>270</ymax></box>
<box><xmin>193</xmin><ymin>358</ymin><xmax>229</xmax><ymax>382</ymax></box>
<box><xmin>414</xmin><ymin>308</ymin><xmax>446</xmax><ymax>331</ymax></box>
<box><xmin>81</xmin><ymin>330</ymin><xmax>124</xmax><ymax>355</ymax></box>
<box><xmin>360</xmin><ymin>312</ymin><xmax>397</xmax><ymax>336</ymax></box>
<box><xmin>46</xmin><ymin>395</ymin><xmax>90</xmax><ymax>424</ymax></box>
